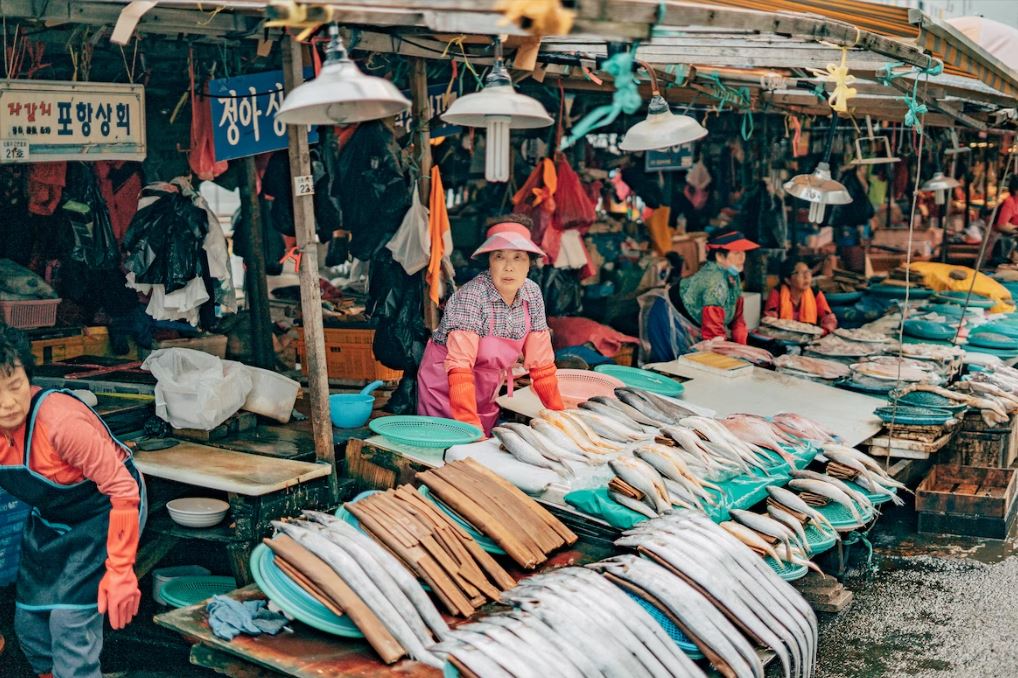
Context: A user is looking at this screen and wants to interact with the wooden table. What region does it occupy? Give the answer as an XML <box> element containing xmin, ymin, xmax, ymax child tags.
<box><xmin>135</xmin><ymin>443</ymin><xmax>337</xmax><ymax>584</ymax></box>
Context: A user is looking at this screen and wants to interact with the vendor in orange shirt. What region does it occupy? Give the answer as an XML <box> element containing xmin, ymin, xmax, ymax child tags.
<box><xmin>0</xmin><ymin>324</ymin><xmax>146</xmax><ymax>678</ymax></box>
<box><xmin>764</xmin><ymin>258</ymin><xmax>838</xmax><ymax>334</ymax></box>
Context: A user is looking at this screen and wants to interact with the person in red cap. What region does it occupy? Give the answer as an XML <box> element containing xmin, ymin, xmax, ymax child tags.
<box><xmin>417</xmin><ymin>215</ymin><xmax>564</xmax><ymax>434</ymax></box>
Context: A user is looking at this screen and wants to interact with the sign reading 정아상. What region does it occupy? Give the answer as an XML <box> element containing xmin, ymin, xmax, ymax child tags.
<box><xmin>208</xmin><ymin>68</ymin><xmax>318</xmax><ymax>162</ymax></box>
<box><xmin>0</xmin><ymin>79</ymin><xmax>146</xmax><ymax>162</ymax></box>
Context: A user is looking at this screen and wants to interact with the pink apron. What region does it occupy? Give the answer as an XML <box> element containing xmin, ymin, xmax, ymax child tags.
<box><xmin>417</xmin><ymin>301</ymin><xmax>531</xmax><ymax>435</ymax></box>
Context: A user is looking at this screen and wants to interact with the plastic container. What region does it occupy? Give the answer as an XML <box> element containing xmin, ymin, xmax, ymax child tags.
<box><xmin>153</xmin><ymin>565</ymin><xmax>211</xmax><ymax>605</ymax></box>
<box><xmin>0</xmin><ymin>299</ymin><xmax>61</xmax><ymax>329</ymax></box>
<box><xmin>329</xmin><ymin>380</ymin><xmax>383</xmax><ymax>429</ymax></box>
<box><xmin>241</xmin><ymin>366</ymin><xmax>300</xmax><ymax>423</ymax></box>
<box><xmin>555</xmin><ymin>369</ymin><xmax>625</xmax><ymax>408</ymax></box>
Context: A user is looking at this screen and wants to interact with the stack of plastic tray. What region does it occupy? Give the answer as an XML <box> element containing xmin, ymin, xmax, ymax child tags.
<box><xmin>0</xmin><ymin>489</ymin><xmax>29</xmax><ymax>586</ymax></box>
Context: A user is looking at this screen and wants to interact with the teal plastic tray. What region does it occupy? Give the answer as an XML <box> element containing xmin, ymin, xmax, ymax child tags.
<box><xmin>893</xmin><ymin>391</ymin><xmax>967</xmax><ymax>413</ymax></box>
<box><xmin>963</xmin><ymin>344</ymin><xmax>1018</xmax><ymax>359</ymax></box>
<box><xmin>967</xmin><ymin>332</ymin><xmax>1018</xmax><ymax>350</ymax></box>
<box><xmin>814</xmin><ymin>500</ymin><xmax>874</xmax><ymax>530</ymax></box>
<box><xmin>369</xmin><ymin>415</ymin><xmax>482</xmax><ymax>448</ymax></box>
<box><xmin>903</xmin><ymin>319</ymin><xmax>957</xmax><ymax>342</ymax></box>
<box><xmin>868</xmin><ymin>285</ymin><xmax>932</xmax><ymax>299</ymax></box>
<box><xmin>825</xmin><ymin>291</ymin><xmax>863</xmax><ymax>305</ymax></box>
<box><xmin>764</xmin><ymin>557</ymin><xmax>808</xmax><ymax>581</ymax></box>
<box><xmin>593</xmin><ymin>365</ymin><xmax>685</xmax><ymax>397</ymax></box>
<box><xmin>624</xmin><ymin>590</ymin><xmax>703</xmax><ymax>658</ymax></box>
<box><xmin>804</xmin><ymin>523</ymin><xmax>838</xmax><ymax>555</ymax></box>
<box><xmin>250</xmin><ymin>543</ymin><xmax>364</xmax><ymax>637</ymax></box>
<box><xmin>874</xmin><ymin>405</ymin><xmax>953</xmax><ymax>426</ymax></box>
<box><xmin>934</xmin><ymin>291</ymin><xmax>995</xmax><ymax>309</ymax></box>
<box><xmin>161</xmin><ymin>575</ymin><xmax>237</xmax><ymax>609</ymax></box>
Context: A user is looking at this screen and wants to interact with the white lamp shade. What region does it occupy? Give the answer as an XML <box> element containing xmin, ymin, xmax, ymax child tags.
<box><xmin>276</xmin><ymin>58</ymin><xmax>410</xmax><ymax>125</ymax></box>
<box><xmin>619</xmin><ymin>95</ymin><xmax>708</xmax><ymax>151</ymax></box>
<box><xmin>441</xmin><ymin>84</ymin><xmax>552</xmax><ymax>129</ymax></box>
<box><xmin>783</xmin><ymin>162</ymin><xmax>852</xmax><ymax>206</ymax></box>
<box><xmin>922</xmin><ymin>171</ymin><xmax>961</xmax><ymax>192</ymax></box>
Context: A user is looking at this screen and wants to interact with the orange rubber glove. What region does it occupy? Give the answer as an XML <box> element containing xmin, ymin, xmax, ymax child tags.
<box><xmin>97</xmin><ymin>506</ymin><xmax>141</xmax><ymax>630</ymax></box>
<box><xmin>529</xmin><ymin>363</ymin><xmax>564</xmax><ymax>410</ymax></box>
<box><xmin>448</xmin><ymin>368</ymin><xmax>483</xmax><ymax>431</ymax></box>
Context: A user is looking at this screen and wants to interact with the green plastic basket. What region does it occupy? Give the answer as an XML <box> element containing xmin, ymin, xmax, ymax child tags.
<box><xmin>764</xmin><ymin>557</ymin><xmax>808</xmax><ymax>581</ymax></box>
<box><xmin>874</xmin><ymin>405</ymin><xmax>953</xmax><ymax>427</ymax></box>
<box><xmin>967</xmin><ymin>332</ymin><xmax>1018</xmax><ymax>351</ymax></box>
<box><xmin>934</xmin><ymin>291</ymin><xmax>995</xmax><ymax>309</ymax></box>
<box><xmin>814</xmin><ymin>500</ymin><xmax>873</xmax><ymax>530</ymax></box>
<box><xmin>160</xmin><ymin>575</ymin><xmax>237</xmax><ymax>609</ymax></box>
<box><xmin>842</xmin><ymin>479</ymin><xmax>897</xmax><ymax>506</ymax></box>
<box><xmin>804</xmin><ymin>523</ymin><xmax>838</xmax><ymax>555</ymax></box>
<box><xmin>368</xmin><ymin>415</ymin><xmax>482</xmax><ymax>448</ymax></box>
<box><xmin>593</xmin><ymin>365</ymin><xmax>685</xmax><ymax>397</ymax></box>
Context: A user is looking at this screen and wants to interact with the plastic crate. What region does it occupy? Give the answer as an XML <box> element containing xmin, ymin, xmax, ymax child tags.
<box><xmin>0</xmin><ymin>298</ymin><xmax>61</xmax><ymax>329</ymax></box>
<box><xmin>296</xmin><ymin>328</ymin><xmax>403</xmax><ymax>383</ymax></box>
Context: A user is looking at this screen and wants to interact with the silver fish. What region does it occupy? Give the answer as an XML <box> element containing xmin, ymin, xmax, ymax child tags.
<box><xmin>530</xmin><ymin>419</ymin><xmax>595</xmax><ymax>460</ymax></box>
<box><xmin>730</xmin><ymin>509</ymin><xmax>802</xmax><ymax>559</ymax></box>
<box><xmin>271</xmin><ymin>522</ymin><xmax>443</xmax><ymax>667</ymax></box>
<box><xmin>767</xmin><ymin>505</ymin><xmax>810</xmax><ymax>553</ymax></box>
<box><xmin>503</xmin><ymin>422</ymin><xmax>590</xmax><ymax>465</ymax></box>
<box><xmin>301</xmin><ymin>511</ymin><xmax>450</xmax><ymax>640</ymax></box>
<box><xmin>720</xmin><ymin>520</ymin><xmax>784</xmax><ymax>562</ymax></box>
<box><xmin>481</xmin><ymin>615</ymin><xmax>587</xmax><ymax>678</ymax></box>
<box><xmin>610</xmin><ymin>457</ymin><xmax>672</xmax><ymax>513</ymax></box>
<box><xmin>591</xmin><ymin>394</ymin><xmax>667</xmax><ymax>427</ymax></box>
<box><xmin>505</xmin><ymin>611</ymin><xmax>604</xmax><ymax>678</ymax></box>
<box><xmin>431</xmin><ymin>641</ymin><xmax>513</xmax><ymax>678</ymax></box>
<box><xmin>792</xmin><ymin>470</ymin><xmax>875</xmax><ymax>514</ymax></box>
<box><xmin>610</xmin><ymin>490</ymin><xmax>660</xmax><ymax>518</ymax></box>
<box><xmin>492</xmin><ymin>426</ymin><xmax>569</xmax><ymax>474</ymax></box>
<box><xmin>787</xmin><ymin>478</ymin><xmax>865</xmax><ymax>525</ymax></box>
<box><xmin>766</xmin><ymin>485</ymin><xmax>839</xmax><ymax>534</ymax></box>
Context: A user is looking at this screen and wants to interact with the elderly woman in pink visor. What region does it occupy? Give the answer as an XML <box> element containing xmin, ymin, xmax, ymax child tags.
<box><xmin>418</xmin><ymin>215</ymin><xmax>564</xmax><ymax>434</ymax></box>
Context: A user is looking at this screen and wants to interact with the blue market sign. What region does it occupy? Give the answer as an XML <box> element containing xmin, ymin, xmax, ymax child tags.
<box><xmin>208</xmin><ymin>68</ymin><xmax>318</xmax><ymax>162</ymax></box>
<box><xmin>645</xmin><ymin>144</ymin><xmax>694</xmax><ymax>172</ymax></box>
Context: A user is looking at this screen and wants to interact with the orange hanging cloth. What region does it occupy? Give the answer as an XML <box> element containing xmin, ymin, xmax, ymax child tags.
<box><xmin>778</xmin><ymin>285</ymin><xmax>818</xmax><ymax>324</ymax></box>
<box><xmin>647</xmin><ymin>206</ymin><xmax>673</xmax><ymax>256</ymax></box>
<box><xmin>188</xmin><ymin>52</ymin><xmax>227</xmax><ymax>181</ymax></box>
<box><xmin>427</xmin><ymin>165</ymin><xmax>451</xmax><ymax>305</ymax></box>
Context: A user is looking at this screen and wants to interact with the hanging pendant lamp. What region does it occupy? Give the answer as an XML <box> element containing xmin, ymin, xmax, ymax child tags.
<box><xmin>619</xmin><ymin>61</ymin><xmax>707</xmax><ymax>151</ymax></box>
<box><xmin>276</xmin><ymin>25</ymin><xmax>410</xmax><ymax>125</ymax></box>
<box><xmin>440</xmin><ymin>40</ymin><xmax>552</xmax><ymax>183</ymax></box>
<box><xmin>922</xmin><ymin>171</ymin><xmax>960</xmax><ymax>205</ymax></box>
<box><xmin>784</xmin><ymin>113</ymin><xmax>852</xmax><ymax>223</ymax></box>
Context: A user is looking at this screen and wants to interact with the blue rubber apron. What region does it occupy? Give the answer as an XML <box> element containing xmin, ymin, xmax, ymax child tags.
<box><xmin>0</xmin><ymin>389</ymin><xmax>144</xmax><ymax>611</ymax></box>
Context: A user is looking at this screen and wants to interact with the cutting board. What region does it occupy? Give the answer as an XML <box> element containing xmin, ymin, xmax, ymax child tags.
<box><xmin>134</xmin><ymin>443</ymin><xmax>331</xmax><ymax>496</ymax></box>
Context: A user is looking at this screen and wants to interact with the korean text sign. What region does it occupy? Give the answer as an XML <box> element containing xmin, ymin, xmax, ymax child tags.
<box><xmin>208</xmin><ymin>68</ymin><xmax>317</xmax><ymax>162</ymax></box>
<box><xmin>0</xmin><ymin>79</ymin><xmax>145</xmax><ymax>162</ymax></box>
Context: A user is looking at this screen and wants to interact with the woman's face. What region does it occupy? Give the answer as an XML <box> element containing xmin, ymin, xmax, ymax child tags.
<box><xmin>0</xmin><ymin>364</ymin><xmax>31</xmax><ymax>432</ymax></box>
<box><xmin>489</xmin><ymin>250</ymin><xmax>531</xmax><ymax>299</ymax></box>
<box><xmin>717</xmin><ymin>250</ymin><xmax>747</xmax><ymax>273</ymax></box>
<box><xmin>787</xmin><ymin>262</ymin><xmax>812</xmax><ymax>292</ymax></box>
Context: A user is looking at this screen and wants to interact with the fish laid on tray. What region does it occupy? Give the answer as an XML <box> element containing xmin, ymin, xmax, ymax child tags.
<box><xmin>833</xmin><ymin>328</ymin><xmax>891</xmax><ymax>344</ymax></box>
<box><xmin>436</xmin><ymin>566</ymin><xmax>709</xmax><ymax>678</ymax></box>
<box><xmin>615</xmin><ymin>511</ymin><xmax>818</xmax><ymax>678</ymax></box>
<box><xmin>899</xmin><ymin>342</ymin><xmax>964</xmax><ymax>362</ymax></box>
<box><xmin>807</xmin><ymin>335</ymin><xmax>882</xmax><ymax>358</ymax></box>
<box><xmin>774</xmin><ymin>355</ymin><xmax>851</xmax><ymax>380</ymax></box>
<box><xmin>761</xmin><ymin>316</ymin><xmax>825</xmax><ymax>337</ymax></box>
<box><xmin>850</xmin><ymin>356</ymin><xmax>939</xmax><ymax>383</ymax></box>
<box><xmin>896</xmin><ymin>383</ymin><xmax>1008</xmax><ymax>426</ymax></box>
<box><xmin>691</xmin><ymin>337</ymin><xmax>776</xmax><ymax>366</ymax></box>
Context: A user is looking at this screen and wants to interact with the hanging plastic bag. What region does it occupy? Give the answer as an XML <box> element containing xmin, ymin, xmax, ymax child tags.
<box><xmin>385</xmin><ymin>186</ymin><xmax>431</xmax><ymax>275</ymax></box>
<box><xmin>142</xmin><ymin>348</ymin><xmax>253</xmax><ymax>430</ymax></box>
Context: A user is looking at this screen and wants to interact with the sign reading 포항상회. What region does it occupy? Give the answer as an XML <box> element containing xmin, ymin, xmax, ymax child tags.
<box><xmin>0</xmin><ymin>79</ymin><xmax>146</xmax><ymax>162</ymax></box>
<box><xmin>208</xmin><ymin>68</ymin><xmax>318</xmax><ymax>162</ymax></box>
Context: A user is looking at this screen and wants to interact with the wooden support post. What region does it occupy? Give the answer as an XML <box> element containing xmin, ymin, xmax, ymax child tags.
<box><xmin>411</xmin><ymin>58</ymin><xmax>439</xmax><ymax>330</ymax></box>
<box><xmin>281</xmin><ymin>39</ymin><xmax>337</xmax><ymax>500</ymax></box>
<box><xmin>238</xmin><ymin>156</ymin><xmax>276</xmax><ymax>370</ymax></box>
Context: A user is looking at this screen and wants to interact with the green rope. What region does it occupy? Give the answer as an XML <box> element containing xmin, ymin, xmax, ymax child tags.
<box><xmin>560</xmin><ymin>50</ymin><xmax>641</xmax><ymax>150</ymax></box>
<box><xmin>842</xmin><ymin>528</ymin><xmax>877</xmax><ymax>576</ymax></box>
<box><xmin>878</xmin><ymin>57</ymin><xmax>941</xmax><ymax>134</ymax></box>
<box><xmin>741</xmin><ymin>109</ymin><xmax>754</xmax><ymax>141</ymax></box>
<box><xmin>903</xmin><ymin>88</ymin><xmax>929</xmax><ymax>132</ymax></box>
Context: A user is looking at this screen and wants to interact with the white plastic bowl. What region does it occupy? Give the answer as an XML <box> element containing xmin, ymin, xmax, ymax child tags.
<box><xmin>166</xmin><ymin>498</ymin><xmax>230</xmax><ymax>528</ymax></box>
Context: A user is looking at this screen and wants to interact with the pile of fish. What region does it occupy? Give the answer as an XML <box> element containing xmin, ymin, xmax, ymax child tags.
<box><xmin>611</xmin><ymin>511</ymin><xmax>819</xmax><ymax>678</ymax></box>
<box><xmin>435</xmin><ymin>566</ymin><xmax>708</xmax><ymax>678</ymax></box>
<box><xmin>761</xmin><ymin>317</ymin><xmax>824</xmax><ymax>338</ymax></box>
<box><xmin>833</xmin><ymin>328</ymin><xmax>891</xmax><ymax>344</ymax></box>
<box><xmin>268</xmin><ymin>513</ymin><xmax>450</xmax><ymax>667</ymax></box>
<box><xmin>691</xmin><ymin>338</ymin><xmax>775</xmax><ymax>366</ymax></box>
<box><xmin>898</xmin><ymin>383</ymin><xmax>1008</xmax><ymax>426</ymax></box>
<box><xmin>849</xmin><ymin>356</ymin><xmax>941</xmax><ymax>384</ymax></box>
<box><xmin>807</xmin><ymin>335</ymin><xmax>882</xmax><ymax>359</ymax></box>
<box><xmin>820</xmin><ymin>444</ymin><xmax>910</xmax><ymax>507</ymax></box>
<box><xmin>774</xmin><ymin>355</ymin><xmax>851</xmax><ymax>381</ymax></box>
<box><xmin>899</xmin><ymin>342</ymin><xmax>964</xmax><ymax>363</ymax></box>
<box><xmin>786</xmin><ymin>468</ymin><xmax>878</xmax><ymax>527</ymax></box>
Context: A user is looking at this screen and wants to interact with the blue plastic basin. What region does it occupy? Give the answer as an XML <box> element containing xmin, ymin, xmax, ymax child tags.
<box><xmin>329</xmin><ymin>393</ymin><xmax>374</xmax><ymax>428</ymax></box>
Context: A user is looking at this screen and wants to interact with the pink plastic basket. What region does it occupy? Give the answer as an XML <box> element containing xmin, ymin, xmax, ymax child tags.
<box><xmin>555</xmin><ymin>368</ymin><xmax>625</xmax><ymax>408</ymax></box>
<box><xmin>0</xmin><ymin>299</ymin><xmax>61</xmax><ymax>329</ymax></box>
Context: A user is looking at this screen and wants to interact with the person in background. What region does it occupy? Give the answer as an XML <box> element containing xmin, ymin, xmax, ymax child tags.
<box><xmin>764</xmin><ymin>258</ymin><xmax>838</xmax><ymax>335</ymax></box>
<box><xmin>679</xmin><ymin>229</ymin><xmax>758</xmax><ymax>343</ymax></box>
<box><xmin>417</xmin><ymin>216</ymin><xmax>564</xmax><ymax>435</ymax></box>
<box><xmin>0</xmin><ymin>324</ymin><xmax>146</xmax><ymax>678</ymax></box>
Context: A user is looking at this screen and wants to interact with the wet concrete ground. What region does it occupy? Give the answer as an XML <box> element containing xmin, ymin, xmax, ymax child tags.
<box><xmin>815</xmin><ymin>499</ymin><xmax>1018</xmax><ymax>678</ymax></box>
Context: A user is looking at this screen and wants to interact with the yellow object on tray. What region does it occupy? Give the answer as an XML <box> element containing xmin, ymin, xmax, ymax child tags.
<box><xmin>907</xmin><ymin>262</ymin><xmax>1015</xmax><ymax>313</ymax></box>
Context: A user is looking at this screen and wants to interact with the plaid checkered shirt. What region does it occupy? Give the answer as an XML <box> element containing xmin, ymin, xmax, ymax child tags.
<box><xmin>432</xmin><ymin>271</ymin><xmax>549</xmax><ymax>345</ymax></box>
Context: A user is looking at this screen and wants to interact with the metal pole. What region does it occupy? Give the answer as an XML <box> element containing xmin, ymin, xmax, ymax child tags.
<box><xmin>281</xmin><ymin>38</ymin><xmax>337</xmax><ymax>500</ymax></box>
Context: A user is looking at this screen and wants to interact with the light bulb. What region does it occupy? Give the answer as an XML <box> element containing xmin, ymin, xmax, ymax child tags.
<box><xmin>808</xmin><ymin>199</ymin><xmax>827</xmax><ymax>224</ymax></box>
<box><xmin>485</xmin><ymin>115</ymin><xmax>511</xmax><ymax>182</ymax></box>
<box><xmin>934</xmin><ymin>189</ymin><xmax>946</xmax><ymax>205</ymax></box>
